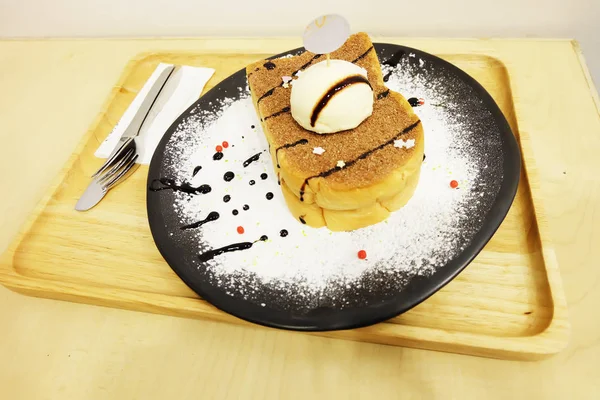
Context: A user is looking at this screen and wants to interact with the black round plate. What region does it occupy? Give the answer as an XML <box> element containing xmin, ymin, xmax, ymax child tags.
<box><xmin>147</xmin><ymin>43</ymin><xmax>520</xmax><ymax>331</ymax></box>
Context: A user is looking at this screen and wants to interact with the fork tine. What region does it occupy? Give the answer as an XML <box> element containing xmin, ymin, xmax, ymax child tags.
<box><xmin>92</xmin><ymin>137</ymin><xmax>135</xmax><ymax>178</ymax></box>
<box><xmin>97</xmin><ymin>147</ymin><xmax>135</xmax><ymax>185</ymax></box>
<box><xmin>104</xmin><ymin>154</ymin><xmax>139</xmax><ymax>190</ymax></box>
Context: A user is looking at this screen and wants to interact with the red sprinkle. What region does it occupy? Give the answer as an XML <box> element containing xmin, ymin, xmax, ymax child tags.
<box><xmin>450</xmin><ymin>180</ymin><xmax>459</xmax><ymax>189</ymax></box>
<box><xmin>237</xmin><ymin>226</ymin><xmax>245</xmax><ymax>234</ymax></box>
<box><xmin>418</xmin><ymin>98</ymin><xmax>425</xmax><ymax>106</ymax></box>
<box><xmin>358</xmin><ymin>250</ymin><xmax>367</xmax><ymax>260</ymax></box>
<box><xmin>216</xmin><ymin>145</ymin><xmax>223</xmax><ymax>152</ymax></box>
<box><xmin>222</xmin><ymin>141</ymin><xmax>229</xmax><ymax>148</ymax></box>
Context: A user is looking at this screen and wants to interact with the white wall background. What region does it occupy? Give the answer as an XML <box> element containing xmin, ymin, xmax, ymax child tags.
<box><xmin>1</xmin><ymin>0</ymin><xmax>599</xmax><ymax>84</ymax></box>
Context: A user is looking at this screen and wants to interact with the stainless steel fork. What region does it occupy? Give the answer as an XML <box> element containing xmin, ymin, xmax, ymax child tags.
<box><xmin>75</xmin><ymin>139</ymin><xmax>139</xmax><ymax>211</ymax></box>
<box><xmin>75</xmin><ymin>65</ymin><xmax>176</xmax><ymax>211</ymax></box>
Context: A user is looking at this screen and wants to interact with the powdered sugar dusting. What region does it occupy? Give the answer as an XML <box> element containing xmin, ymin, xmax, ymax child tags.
<box><xmin>155</xmin><ymin>48</ymin><xmax>504</xmax><ymax>311</ymax></box>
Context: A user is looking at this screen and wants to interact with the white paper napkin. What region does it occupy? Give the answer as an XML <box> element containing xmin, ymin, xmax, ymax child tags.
<box><xmin>95</xmin><ymin>63</ymin><xmax>215</xmax><ymax>164</ymax></box>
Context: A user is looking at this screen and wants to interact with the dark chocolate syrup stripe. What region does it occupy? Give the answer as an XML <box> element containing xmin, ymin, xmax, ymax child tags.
<box><xmin>192</xmin><ymin>166</ymin><xmax>202</xmax><ymax>177</ymax></box>
<box><xmin>291</xmin><ymin>54</ymin><xmax>323</xmax><ymax>76</ymax></box>
<box><xmin>242</xmin><ymin>152</ymin><xmax>262</xmax><ymax>167</ymax></box>
<box><xmin>377</xmin><ymin>89</ymin><xmax>390</xmax><ymax>100</ymax></box>
<box><xmin>256</xmin><ymin>54</ymin><xmax>322</xmax><ymax>104</ymax></box>
<box><xmin>198</xmin><ymin>235</ymin><xmax>268</xmax><ymax>262</ymax></box>
<box><xmin>263</xmin><ymin>106</ymin><xmax>290</xmax><ymax>121</ymax></box>
<box><xmin>149</xmin><ymin>178</ymin><xmax>211</xmax><ymax>195</ymax></box>
<box><xmin>256</xmin><ymin>87</ymin><xmax>275</xmax><ymax>104</ymax></box>
<box><xmin>180</xmin><ymin>211</ymin><xmax>220</xmax><ymax>230</ymax></box>
<box><xmin>299</xmin><ymin>120</ymin><xmax>421</xmax><ymax>201</ymax></box>
<box><xmin>274</xmin><ymin>139</ymin><xmax>309</xmax><ymax>167</ymax></box>
<box><xmin>350</xmin><ymin>46</ymin><xmax>374</xmax><ymax>63</ymax></box>
<box><xmin>310</xmin><ymin>75</ymin><xmax>372</xmax><ymax>127</ymax></box>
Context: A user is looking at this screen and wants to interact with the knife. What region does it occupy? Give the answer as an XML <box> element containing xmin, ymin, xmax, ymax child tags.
<box><xmin>75</xmin><ymin>65</ymin><xmax>176</xmax><ymax>211</ymax></box>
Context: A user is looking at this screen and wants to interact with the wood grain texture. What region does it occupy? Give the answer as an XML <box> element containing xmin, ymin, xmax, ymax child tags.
<box><xmin>0</xmin><ymin>47</ymin><xmax>571</xmax><ymax>360</ymax></box>
<box><xmin>0</xmin><ymin>38</ymin><xmax>599</xmax><ymax>400</ymax></box>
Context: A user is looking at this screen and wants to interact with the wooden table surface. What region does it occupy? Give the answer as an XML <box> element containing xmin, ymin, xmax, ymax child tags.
<box><xmin>0</xmin><ymin>38</ymin><xmax>599</xmax><ymax>399</ymax></box>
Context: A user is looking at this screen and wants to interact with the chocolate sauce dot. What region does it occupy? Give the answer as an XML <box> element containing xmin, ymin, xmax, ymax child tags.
<box><xmin>423</xmin><ymin>154</ymin><xmax>427</xmax><ymax>161</ymax></box>
<box><xmin>260</xmin><ymin>173</ymin><xmax>268</xmax><ymax>180</ymax></box>
<box><xmin>408</xmin><ymin>97</ymin><xmax>420</xmax><ymax>107</ymax></box>
<box><xmin>260</xmin><ymin>235</ymin><xmax>268</xmax><ymax>241</ymax></box>
<box><xmin>223</xmin><ymin>171</ymin><xmax>234</xmax><ymax>182</ymax></box>
<box><xmin>263</xmin><ymin>61</ymin><xmax>276</xmax><ymax>70</ymax></box>
<box><xmin>299</xmin><ymin>216</ymin><xmax>306</xmax><ymax>224</ymax></box>
<box><xmin>213</xmin><ymin>152</ymin><xmax>224</xmax><ymax>160</ymax></box>
<box><xmin>192</xmin><ymin>166</ymin><xmax>202</xmax><ymax>177</ymax></box>
<box><xmin>280</xmin><ymin>229</ymin><xmax>288</xmax><ymax>237</ymax></box>
<box><xmin>223</xmin><ymin>195</ymin><xmax>231</xmax><ymax>203</ymax></box>
<box><xmin>266</xmin><ymin>192</ymin><xmax>274</xmax><ymax>200</ymax></box>
<box><xmin>249</xmin><ymin>180</ymin><xmax>255</xmax><ymax>186</ymax></box>
<box><xmin>243</xmin><ymin>204</ymin><xmax>250</xmax><ymax>211</ymax></box>
<box><xmin>232</xmin><ymin>209</ymin><xmax>239</xmax><ymax>215</ymax></box>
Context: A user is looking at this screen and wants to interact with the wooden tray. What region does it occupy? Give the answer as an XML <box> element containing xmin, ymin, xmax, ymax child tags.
<box><xmin>0</xmin><ymin>50</ymin><xmax>570</xmax><ymax>360</ymax></box>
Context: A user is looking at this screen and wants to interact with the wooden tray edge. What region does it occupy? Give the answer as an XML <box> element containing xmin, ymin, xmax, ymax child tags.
<box><xmin>0</xmin><ymin>49</ymin><xmax>571</xmax><ymax>360</ymax></box>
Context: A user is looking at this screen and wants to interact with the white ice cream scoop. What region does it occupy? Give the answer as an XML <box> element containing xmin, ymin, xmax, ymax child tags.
<box><xmin>290</xmin><ymin>60</ymin><xmax>373</xmax><ymax>134</ymax></box>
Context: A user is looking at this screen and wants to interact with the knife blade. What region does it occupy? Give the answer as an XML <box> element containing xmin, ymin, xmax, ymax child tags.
<box><xmin>105</xmin><ymin>65</ymin><xmax>176</xmax><ymax>161</ymax></box>
<box><xmin>74</xmin><ymin>180</ymin><xmax>106</xmax><ymax>211</ymax></box>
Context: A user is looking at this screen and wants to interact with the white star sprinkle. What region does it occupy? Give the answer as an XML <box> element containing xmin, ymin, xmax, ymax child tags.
<box><xmin>394</xmin><ymin>139</ymin><xmax>416</xmax><ymax>149</ymax></box>
<box><xmin>336</xmin><ymin>160</ymin><xmax>346</xmax><ymax>168</ymax></box>
<box><xmin>282</xmin><ymin>83</ymin><xmax>289</xmax><ymax>89</ymax></box>
<box><xmin>313</xmin><ymin>147</ymin><xmax>325</xmax><ymax>155</ymax></box>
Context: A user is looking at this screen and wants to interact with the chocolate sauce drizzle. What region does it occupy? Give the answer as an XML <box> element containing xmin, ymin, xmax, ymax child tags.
<box><xmin>256</xmin><ymin>87</ymin><xmax>275</xmax><ymax>104</ymax></box>
<box><xmin>256</xmin><ymin>54</ymin><xmax>322</xmax><ymax>105</ymax></box>
<box><xmin>351</xmin><ymin>46</ymin><xmax>374</xmax><ymax>63</ymax></box>
<box><xmin>149</xmin><ymin>178</ymin><xmax>211</xmax><ymax>195</ymax></box>
<box><xmin>181</xmin><ymin>211</ymin><xmax>220</xmax><ymax>230</ymax></box>
<box><xmin>192</xmin><ymin>166</ymin><xmax>202</xmax><ymax>177</ymax></box>
<box><xmin>377</xmin><ymin>89</ymin><xmax>390</xmax><ymax>100</ymax></box>
<box><xmin>213</xmin><ymin>152</ymin><xmax>224</xmax><ymax>160</ymax></box>
<box><xmin>299</xmin><ymin>216</ymin><xmax>307</xmax><ymax>224</ymax></box>
<box><xmin>263</xmin><ymin>61</ymin><xmax>276</xmax><ymax>70</ymax></box>
<box><xmin>291</xmin><ymin>54</ymin><xmax>323</xmax><ymax>76</ymax></box>
<box><xmin>243</xmin><ymin>152</ymin><xmax>262</xmax><ymax>167</ymax></box>
<box><xmin>275</xmin><ymin>139</ymin><xmax>309</xmax><ymax>167</ymax></box>
<box><xmin>198</xmin><ymin>235</ymin><xmax>268</xmax><ymax>262</ymax></box>
<box><xmin>263</xmin><ymin>106</ymin><xmax>290</xmax><ymax>121</ymax></box>
<box><xmin>310</xmin><ymin>75</ymin><xmax>372</xmax><ymax>127</ymax></box>
<box><xmin>299</xmin><ymin>120</ymin><xmax>422</xmax><ymax>201</ymax></box>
